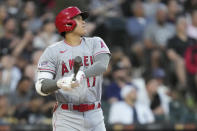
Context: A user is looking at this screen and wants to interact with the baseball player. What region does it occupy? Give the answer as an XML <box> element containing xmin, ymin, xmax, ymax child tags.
<box><xmin>35</xmin><ymin>6</ymin><xmax>111</xmax><ymax>131</ymax></box>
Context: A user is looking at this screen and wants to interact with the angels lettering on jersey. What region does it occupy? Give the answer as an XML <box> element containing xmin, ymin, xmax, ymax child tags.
<box><xmin>61</xmin><ymin>55</ymin><xmax>96</xmax><ymax>87</ymax></box>
<box><xmin>37</xmin><ymin>37</ymin><xmax>110</xmax><ymax>88</ymax></box>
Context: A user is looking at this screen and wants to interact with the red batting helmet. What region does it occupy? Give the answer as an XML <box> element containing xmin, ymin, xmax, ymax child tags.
<box><xmin>55</xmin><ymin>6</ymin><xmax>88</xmax><ymax>33</ymax></box>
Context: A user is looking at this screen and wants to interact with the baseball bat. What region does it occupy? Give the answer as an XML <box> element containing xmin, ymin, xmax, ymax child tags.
<box><xmin>73</xmin><ymin>56</ymin><xmax>82</xmax><ymax>81</ymax></box>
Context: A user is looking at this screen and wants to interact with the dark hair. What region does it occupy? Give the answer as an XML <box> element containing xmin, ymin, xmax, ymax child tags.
<box><xmin>43</xmin><ymin>19</ymin><xmax>53</xmax><ymax>25</ymax></box>
<box><xmin>17</xmin><ymin>76</ymin><xmax>31</xmax><ymax>87</ymax></box>
<box><xmin>175</xmin><ymin>16</ymin><xmax>186</xmax><ymax>25</ymax></box>
<box><xmin>144</xmin><ymin>75</ymin><xmax>155</xmax><ymax>85</ymax></box>
<box><xmin>60</xmin><ymin>32</ymin><xmax>66</xmax><ymax>37</ymax></box>
<box><xmin>2</xmin><ymin>17</ymin><xmax>16</xmax><ymax>26</ymax></box>
<box><xmin>191</xmin><ymin>9</ymin><xmax>197</xmax><ymax>16</ymax></box>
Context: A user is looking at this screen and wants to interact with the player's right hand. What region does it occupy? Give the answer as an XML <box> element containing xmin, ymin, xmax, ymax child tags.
<box><xmin>76</xmin><ymin>70</ymin><xmax>85</xmax><ymax>84</ymax></box>
<box><xmin>57</xmin><ymin>74</ymin><xmax>76</xmax><ymax>91</ymax></box>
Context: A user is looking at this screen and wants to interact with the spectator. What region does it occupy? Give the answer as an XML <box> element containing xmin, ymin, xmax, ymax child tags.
<box><xmin>6</xmin><ymin>0</ymin><xmax>21</xmax><ymax>17</ymax></box>
<box><xmin>143</xmin><ymin>0</ymin><xmax>161</xmax><ymax>19</ymax></box>
<box><xmin>0</xmin><ymin>55</ymin><xmax>21</xmax><ymax>94</ymax></box>
<box><xmin>108</xmin><ymin>85</ymin><xmax>155</xmax><ymax>125</ymax></box>
<box><xmin>0</xmin><ymin>95</ymin><xmax>10</xmax><ymax>124</ymax></box>
<box><xmin>126</xmin><ymin>0</ymin><xmax>150</xmax><ymax>43</ymax></box>
<box><xmin>40</xmin><ymin>96</ymin><xmax>56</xmax><ymax>118</ymax></box>
<box><xmin>89</xmin><ymin>0</ymin><xmax>128</xmax><ymax>49</ymax></box>
<box><xmin>110</xmin><ymin>47</ymin><xmax>125</xmax><ymax>65</ymax></box>
<box><xmin>120</xmin><ymin>0</ymin><xmax>133</xmax><ymax>17</ymax></box>
<box><xmin>12</xmin><ymin>30</ymin><xmax>34</xmax><ymax>58</ymax></box>
<box><xmin>11</xmin><ymin>30</ymin><xmax>34</xmax><ymax>75</ymax></box>
<box><xmin>144</xmin><ymin>4</ymin><xmax>175</xmax><ymax>49</ymax></box>
<box><xmin>0</xmin><ymin>4</ymin><xmax>8</xmax><ymax>37</ymax></box>
<box><xmin>187</xmin><ymin>9</ymin><xmax>197</xmax><ymax>41</ymax></box>
<box><xmin>24</xmin><ymin>65</ymin><xmax>36</xmax><ymax>82</ymax></box>
<box><xmin>21</xmin><ymin>1</ymin><xmax>42</xmax><ymax>34</ymax></box>
<box><xmin>14</xmin><ymin>55</ymin><xmax>29</xmax><ymax>73</ymax></box>
<box><xmin>150</xmin><ymin>49</ymin><xmax>164</xmax><ymax>70</ymax></box>
<box><xmin>37</xmin><ymin>0</ymin><xmax>56</xmax><ymax>15</ymax></box>
<box><xmin>24</xmin><ymin>49</ymin><xmax>44</xmax><ymax>82</ymax></box>
<box><xmin>166</xmin><ymin>0</ymin><xmax>181</xmax><ymax>24</ymax></box>
<box><xmin>102</xmin><ymin>47</ymin><xmax>125</xmax><ymax>100</ymax></box>
<box><xmin>9</xmin><ymin>77</ymin><xmax>33</xmax><ymax>113</ymax></box>
<box><xmin>14</xmin><ymin>94</ymin><xmax>46</xmax><ymax>124</ymax></box>
<box><xmin>152</xmin><ymin>68</ymin><xmax>171</xmax><ymax>113</ymax></box>
<box><xmin>105</xmin><ymin>56</ymin><xmax>132</xmax><ymax>104</ymax></box>
<box><xmin>0</xmin><ymin>17</ymin><xmax>20</xmax><ymax>56</ymax></box>
<box><xmin>184</xmin><ymin>0</ymin><xmax>197</xmax><ymax>14</ymax></box>
<box><xmin>184</xmin><ymin>44</ymin><xmax>197</xmax><ymax>99</ymax></box>
<box><xmin>142</xmin><ymin>48</ymin><xmax>166</xmax><ymax>83</ymax></box>
<box><xmin>136</xmin><ymin>76</ymin><xmax>171</xmax><ymax>122</ymax></box>
<box><xmin>32</xmin><ymin>50</ymin><xmax>43</xmax><ymax>66</ymax></box>
<box><xmin>167</xmin><ymin>16</ymin><xmax>194</xmax><ymax>90</ymax></box>
<box><xmin>26</xmin><ymin>95</ymin><xmax>46</xmax><ymax>124</ymax></box>
<box><xmin>33</xmin><ymin>19</ymin><xmax>59</xmax><ymax>49</ymax></box>
<box><xmin>129</xmin><ymin>41</ymin><xmax>145</xmax><ymax>77</ymax></box>
<box><xmin>88</xmin><ymin>0</ymin><xmax>123</xmax><ymax>21</ymax></box>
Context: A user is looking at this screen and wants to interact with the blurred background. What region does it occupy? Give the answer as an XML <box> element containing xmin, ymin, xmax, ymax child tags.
<box><xmin>0</xmin><ymin>0</ymin><xmax>197</xmax><ymax>130</ymax></box>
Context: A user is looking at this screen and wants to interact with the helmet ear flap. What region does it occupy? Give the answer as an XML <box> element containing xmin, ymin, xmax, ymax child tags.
<box><xmin>64</xmin><ymin>19</ymin><xmax>77</xmax><ymax>32</ymax></box>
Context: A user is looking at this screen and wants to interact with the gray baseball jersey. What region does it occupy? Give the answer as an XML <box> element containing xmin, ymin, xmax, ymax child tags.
<box><xmin>37</xmin><ymin>37</ymin><xmax>110</xmax><ymax>104</ymax></box>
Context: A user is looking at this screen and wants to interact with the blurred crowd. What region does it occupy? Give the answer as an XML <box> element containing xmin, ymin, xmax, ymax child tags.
<box><xmin>0</xmin><ymin>0</ymin><xmax>197</xmax><ymax>128</ymax></box>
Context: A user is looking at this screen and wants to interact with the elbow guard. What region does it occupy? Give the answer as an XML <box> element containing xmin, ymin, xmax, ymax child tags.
<box><xmin>35</xmin><ymin>79</ymin><xmax>49</xmax><ymax>96</ymax></box>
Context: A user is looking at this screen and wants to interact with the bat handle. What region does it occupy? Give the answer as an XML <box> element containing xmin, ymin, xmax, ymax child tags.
<box><xmin>72</xmin><ymin>74</ymin><xmax>76</xmax><ymax>81</ymax></box>
<box><xmin>72</xmin><ymin>56</ymin><xmax>82</xmax><ymax>81</ymax></box>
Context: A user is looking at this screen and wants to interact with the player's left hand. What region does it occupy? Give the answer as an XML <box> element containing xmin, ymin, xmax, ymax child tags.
<box><xmin>70</xmin><ymin>80</ymin><xmax>80</xmax><ymax>88</ymax></box>
<box><xmin>76</xmin><ymin>70</ymin><xmax>85</xmax><ymax>84</ymax></box>
<box><xmin>57</xmin><ymin>74</ymin><xmax>76</xmax><ymax>91</ymax></box>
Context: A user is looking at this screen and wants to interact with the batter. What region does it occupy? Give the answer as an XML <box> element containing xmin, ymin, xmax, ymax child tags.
<box><xmin>35</xmin><ymin>6</ymin><xmax>111</xmax><ymax>131</ymax></box>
